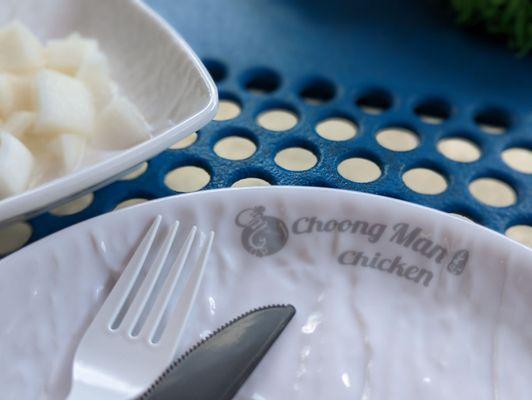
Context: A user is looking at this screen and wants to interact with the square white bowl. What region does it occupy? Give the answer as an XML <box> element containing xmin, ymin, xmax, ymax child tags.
<box><xmin>0</xmin><ymin>0</ymin><xmax>218</xmax><ymax>224</ymax></box>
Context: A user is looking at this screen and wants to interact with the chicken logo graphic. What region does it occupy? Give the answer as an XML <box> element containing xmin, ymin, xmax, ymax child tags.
<box><xmin>235</xmin><ymin>206</ymin><xmax>289</xmax><ymax>257</ymax></box>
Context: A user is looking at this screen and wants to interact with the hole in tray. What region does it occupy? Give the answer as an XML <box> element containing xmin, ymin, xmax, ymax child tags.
<box><xmin>403</xmin><ymin>168</ymin><xmax>447</xmax><ymax>195</ymax></box>
<box><xmin>474</xmin><ymin>107</ymin><xmax>510</xmax><ymax>134</ymax></box>
<box><xmin>338</xmin><ymin>157</ymin><xmax>381</xmax><ymax>183</ymax></box>
<box><xmin>469</xmin><ymin>177</ymin><xmax>516</xmax><ymax>207</ymax></box>
<box><xmin>257</xmin><ymin>108</ymin><xmax>298</xmax><ymax>132</ymax></box>
<box><xmin>506</xmin><ymin>224</ymin><xmax>532</xmax><ymax>248</ymax></box>
<box><xmin>165</xmin><ymin>166</ymin><xmax>211</xmax><ymax>193</ymax></box>
<box><xmin>170</xmin><ymin>132</ymin><xmax>198</xmax><ymax>150</ymax></box>
<box><xmin>0</xmin><ymin>222</ymin><xmax>32</xmax><ymax>255</ymax></box>
<box><xmin>356</xmin><ymin>89</ymin><xmax>392</xmax><ymax>114</ymax></box>
<box><xmin>376</xmin><ymin>127</ymin><xmax>419</xmax><ymax>152</ymax></box>
<box><xmin>299</xmin><ymin>77</ymin><xmax>336</xmax><ymax>104</ymax></box>
<box><xmin>316</xmin><ymin>117</ymin><xmax>357</xmax><ymax>141</ymax></box>
<box><xmin>203</xmin><ymin>59</ymin><xmax>227</xmax><ymax>83</ymax></box>
<box><xmin>437</xmin><ymin>137</ymin><xmax>481</xmax><ymax>163</ymax></box>
<box><xmin>242</xmin><ymin>67</ymin><xmax>281</xmax><ymax>94</ymax></box>
<box><xmin>275</xmin><ymin>147</ymin><xmax>317</xmax><ymax>171</ymax></box>
<box><xmin>414</xmin><ymin>98</ymin><xmax>451</xmax><ymax>124</ymax></box>
<box><xmin>115</xmin><ymin>198</ymin><xmax>148</xmax><ymax>210</ymax></box>
<box><xmin>502</xmin><ymin>147</ymin><xmax>532</xmax><ymax>174</ymax></box>
<box><xmin>214</xmin><ymin>136</ymin><xmax>257</xmax><ymax>160</ymax></box>
<box><xmin>232</xmin><ymin>177</ymin><xmax>271</xmax><ymax>187</ymax></box>
<box><xmin>50</xmin><ymin>193</ymin><xmax>94</xmax><ymax>216</ymax></box>
<box><xmin>214</xmin><ymin>98</ymin><xmax>242</xmax><ymax>121</ymax></box>
<box><xmin>121</xmin><ymin>162</ymin><xmax>148</xmax><ymax>181</ymax></box>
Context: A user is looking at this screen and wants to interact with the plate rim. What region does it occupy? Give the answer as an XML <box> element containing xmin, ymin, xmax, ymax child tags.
<box><xmin>4</xmin><ymin>186</ymin><xmax>530</xmax><ymax>261</ymax></box>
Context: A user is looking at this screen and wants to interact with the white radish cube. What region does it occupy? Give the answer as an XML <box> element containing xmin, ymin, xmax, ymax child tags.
<box><xmin>3</xmin><ymin>111</ymin><xmax>36</xmax><ymax>138</ymax></box>
<box><xmin>33</xmin><ymin>69</ymin><xmax>95</xmax><ymax>137</ymax></box>
<box><xmin>94</xmin><ymin>96</ymin><xmax>150</xmax><ymax>150</ymax></box>
<box><xmin>0</xmin><ymin>132</ymin><xmax>34</xmax><ymax>198</ymax></box>
<box><xmin>0</xmin><ymin>21</ymin><xmax>44</xmax><ymax>73</ymax></box>
<box><xmin>77</xmin><ymin>50</ymin><xmax>116</xmax><ymax>110</ymax></box>
<box><xmin>49</xmin><ymin>133</ymin><xmax>85</xmax><ymax>172</ymax></box>
<box><xmin>0</xmin><ymin>74</ymin><xmax>35</xmax><ymax>118</ymax></box>
<box><xmin>0</xmin><ymin>74</ymin><xmax>15</xmax><ymax>118</ymax></box>
<box><xmin>10</xmin><ymin>74</ymin><xmax>35</xmax><ymax>111</ymax></box>
<box><xmin>0</xmin><ymin>74</ymin><xmax>34</xmax><ymax>118</ymax></box>
<box><xmin>46</xmin><ymin>33</ymin><xmax>98</xmax><ymax>75</ymax></box>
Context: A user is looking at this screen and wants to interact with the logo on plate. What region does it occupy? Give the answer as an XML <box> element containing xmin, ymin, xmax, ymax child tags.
<box><xmin>235</xmin><ymin>206</ymin><xmax>289</xmax><ymax>257</ymax></box>
<box><xmin>446</xmin><ymin>249</ymin><xmax>469</xmax><ymax>275</ymax></box>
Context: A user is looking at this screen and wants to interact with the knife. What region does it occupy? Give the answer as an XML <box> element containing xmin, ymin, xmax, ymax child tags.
<box><xmin>138</xmin><ymin>304</ymin><xmax>296</xmax><ymax>400</ymax></box>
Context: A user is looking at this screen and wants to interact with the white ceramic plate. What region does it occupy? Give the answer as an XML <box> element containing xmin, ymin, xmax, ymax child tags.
<box><xmin>1</xmin><ymin>187</ymin><xmax>531</xmax><ymax>399</ymax></box>
<box><xmin>0</xmin><ymin>0</ymin><xmax>217</xmax><ymax>223</ymax></box>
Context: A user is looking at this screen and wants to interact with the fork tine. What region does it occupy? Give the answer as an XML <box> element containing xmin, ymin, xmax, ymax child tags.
<box><xmin>94</xmin><ymin>215</ymin><xmax>162</xmax><ymax>328</ymax></box>
<box><xmin>120</xmin><ymin>220</ymin><xmax>180</xmax><ymax>334</ymax></box>
<box><xmin>140</xmin><ymin>226</ymin><xmax>197</xmax><ymax>342</ymax></box>
<box><xmin>159</xmin><ymin>231</ymin><xmax>214</xmax><ymax>355</ymax></box>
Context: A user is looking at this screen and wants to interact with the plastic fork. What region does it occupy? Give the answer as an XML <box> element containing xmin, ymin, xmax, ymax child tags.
<box><xmin>66</xmin><ymin>216</ymin><xmax>214</xmax><ymax>400</ymax></box>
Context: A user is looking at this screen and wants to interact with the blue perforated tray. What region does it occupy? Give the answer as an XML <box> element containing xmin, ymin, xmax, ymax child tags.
<box><xmin>27</xmin><ymin>0</ymin><xmax>532</xmax><ymax>247</ymax></box>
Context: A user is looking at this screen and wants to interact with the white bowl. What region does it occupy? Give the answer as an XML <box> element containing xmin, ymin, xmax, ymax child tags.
<box><xmin>0</xmin><ymin>0</ymin><xmax>217</xmax><ymax>223</ymax></box>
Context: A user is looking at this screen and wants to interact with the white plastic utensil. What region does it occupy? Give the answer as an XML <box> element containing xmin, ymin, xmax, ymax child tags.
<box><xmin>66</xmin><ymin>215</ymin><xmax>214</xmax><ymax>400</ymax></box>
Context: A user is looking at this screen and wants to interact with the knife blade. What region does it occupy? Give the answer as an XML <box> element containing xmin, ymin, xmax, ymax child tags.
<box><xmin>138</xmin><ymin>304</ymin><xmax>296</xmax><ymax>400</ymax></box>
